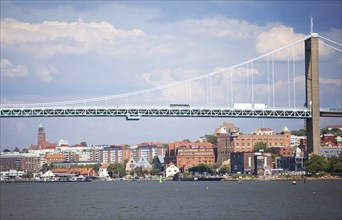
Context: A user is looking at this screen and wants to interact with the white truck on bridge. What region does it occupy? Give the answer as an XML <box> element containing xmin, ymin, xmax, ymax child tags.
<box><xmin>233</xmin><ymin>103</ymin><xmax>266</xmax><ymax>110</ymax></box>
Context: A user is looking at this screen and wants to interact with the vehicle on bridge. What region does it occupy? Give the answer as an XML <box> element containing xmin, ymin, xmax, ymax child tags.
<box><xmin>233</xmin><ymin>103</ymin><xmax>267</xmax><ymax>110</ymax></box>
<box><xmin>170</xmin><ymin>104</ymin><xmax>190</xmax><ymax>108</ymax></box>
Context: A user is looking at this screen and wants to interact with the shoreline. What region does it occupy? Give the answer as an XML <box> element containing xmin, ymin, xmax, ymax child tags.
<box><xmin>1</xmin><ymin>175</ymin><xmax>341</xmax><ymax>183</ymax></box>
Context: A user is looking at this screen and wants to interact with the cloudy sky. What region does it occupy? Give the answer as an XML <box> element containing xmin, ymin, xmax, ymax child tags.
<box><xmin>1</xmin><ymin>1</ymin><xmax>341</xmax><ymax>150</ymax></box>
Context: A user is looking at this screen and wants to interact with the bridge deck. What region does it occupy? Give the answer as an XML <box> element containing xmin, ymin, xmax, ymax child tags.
<box><xmin>0</xmin><ymin>106</ymin><xmax>312</xmax><ymax>119</ymax></box>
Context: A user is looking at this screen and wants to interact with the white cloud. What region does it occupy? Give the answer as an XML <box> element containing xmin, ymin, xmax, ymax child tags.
<box><xmin>0</xmin><ymin>18</ymin><xmax>146</xmax><ymax>57</ymax></box>
<box><xmin>179</xmin><ymin>17</ymin><xmax>261</xmax><ymax>40</ymax></box>
<box><xmin>255</xmin><ymin>25</ymin><xmax>335</xmax><ymax>61</ymax></box>
<box><xmin>256</xmin><ymin>26</ymin><xmax>306</xmax><ymax>61</ymax></box>
<box><xmin>0</xmin><ymin>59</ymin><xmax>28</xmax><ymax>78</ymax></box>
<box><xmin>35</xmin><ymin>64</ymin><xmax>58</xmax><ymax>83</ymax></box>
<box><xmin>320</xmin><ymin>78</ymin><xmax>342</xmax><ymax>86</ymax></box>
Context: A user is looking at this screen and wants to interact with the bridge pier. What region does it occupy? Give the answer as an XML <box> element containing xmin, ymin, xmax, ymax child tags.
<box><xmin>305</xmin><ymin>34</ymin><xmax>320</xmax><ymax>155</ymax></box>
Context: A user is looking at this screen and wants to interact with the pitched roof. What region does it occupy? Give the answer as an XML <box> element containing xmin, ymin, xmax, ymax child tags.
<box><xmin>51</xmin><ymin>168</ymin><xmax>98</xmax><ymax>176</ymax></box>
<box><xmin>45</xmin><ymin>154</ymin><xmax>65</xmax><ymax>159</ymax></box>
<box><xmin>100</xmin><ymin>164</ymin><xmax>109</xmax><ymax>169</ymax></box>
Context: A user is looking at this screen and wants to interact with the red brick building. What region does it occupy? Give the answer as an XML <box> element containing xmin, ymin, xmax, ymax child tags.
<box><xmin>176</xmin><ymin>145</ymin><xmax>215</xmax><ymax>172</ymax></box>
<box><xmin>233</xmin><ymin>126</ymin><xmax>291</xmax><ymax>152</ymax></box>
<box><xmin>45</xmin><ymin>154</ymin><xmax>65</xmax><ymax>166</ymax></box>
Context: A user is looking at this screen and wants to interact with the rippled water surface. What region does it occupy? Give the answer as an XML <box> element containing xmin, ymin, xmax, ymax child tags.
<box><xmin>1</xmin><ymin>180</ymin><xmax>341</xmax><ymax>220</ymax></box>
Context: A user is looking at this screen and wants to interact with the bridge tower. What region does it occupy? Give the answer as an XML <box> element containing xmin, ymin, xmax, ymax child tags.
<box><xmin>305</xmin><ymin>34</ymin><xmax>320</xmax><ymax>155</ymax></box>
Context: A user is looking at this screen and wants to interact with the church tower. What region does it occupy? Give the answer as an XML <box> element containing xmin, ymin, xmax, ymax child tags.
<box><xmin>37</xmin><ymin>122</ymin><xmax>46</xmax><ymax>146</ymax></box>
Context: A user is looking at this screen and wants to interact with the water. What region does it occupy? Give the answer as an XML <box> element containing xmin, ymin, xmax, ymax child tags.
<box><xmin>1</xmin><ymin>180</ymin><xmax>341</xmax><ymax>220</ymax></box>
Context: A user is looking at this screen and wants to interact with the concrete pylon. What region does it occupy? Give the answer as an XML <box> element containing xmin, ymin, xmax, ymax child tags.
<box><xmin>305</xmin><ymin>34</ymin><xmax>320</xmax><ymax>155</ymax></box>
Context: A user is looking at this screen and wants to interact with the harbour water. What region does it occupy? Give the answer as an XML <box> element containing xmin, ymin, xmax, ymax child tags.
<box><xmin>1</xmin><ymin>180</ymin><xmax>341</xmax><ymax>220</ymax></box>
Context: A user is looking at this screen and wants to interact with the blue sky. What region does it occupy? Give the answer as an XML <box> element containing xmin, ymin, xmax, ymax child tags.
<box><xmin>1</xmin><ymin>1</ymin><xmax>341</xmax><ymax>150</ymax></box>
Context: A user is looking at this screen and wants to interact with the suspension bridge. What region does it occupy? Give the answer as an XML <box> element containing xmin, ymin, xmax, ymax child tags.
<box><xmin>0</xmin><ymin>33</ymin><xmax>341</xmax><ymax>154</ymax></box>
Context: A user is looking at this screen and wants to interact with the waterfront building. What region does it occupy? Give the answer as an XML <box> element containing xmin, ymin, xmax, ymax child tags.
<box><xmin>0</xmin><ymin>153</ymin><xmax>40</xmax><ymax>172</ymax></box>
<box><xmin>275</xmin><ymin>148</ymin><xmax>306</xmax><ymax>172</ymax></box>
<box><xmin>166</xmin><ymin>162</ymin><xmax>179</xmax><ymax>178</ymax></box>
<box><xmin>153</xmin><ymin>155</ymin><xmax>165</xmax><ymax>172</ymax></box>
<box><xmin>0</xmin><ymin>153</ymin><xmax>21</xmax><ymax>171</ymax></box>
<box><xmin>125</xmin><ymin>156</ymin><xmax>137</xmax><ymax>173</ymax></box>
<box><xmin>176</xmin><ymin>145</ymin><xmax>215</xmax><ymax>172</ymax></box>
<box><xmin>20</xmin><ymin>153</ymin><xmax>41</xmax><ymax>172</ymax></box>
<box><xmin>135</xmin><ymin>157</ymin><xmax>152</xmax><ymax>171</ymax></box>
<box><xmin>78</xmin><ymin>149</ymin><xmax>100</xmax><ymax>162</ymax></box>
<box><xmin>62</xmin><ymin>151</ymin><xmax>80</xmax><ymax>162</ymax></box>
<box><xmin>51</xmin><ymin>167</ymin><xmax>99</xmax><ymax>177</ymax></box>
<box><xmin>271</xmin><ymin>146</ymin><xmax>298</xmax><ymax>157</ymax></box>
<box><xmin>99</xmin><ymin>164</ymin><xmax>109</xmax><ymax>179</ymax></box>
<box><xmin>232</xmin><ymin>126</ymin><xmax>291</xmax><ymax>152</ymax></box>
<box><xmin>52</xmin><ymin>161</ymin><xmax>100</xmax><ymax>168</ymax></box>
<box><xmin>44</xmin><ymin>154</ymin><xmax>65</xmax><ymax>166</ymax></box>
<box><xmin>230</xmin><ymin>152</ymin><xmax>273</xmax><ymax>175</ymax></box>
<box><xmin>100</xmin><ymin>145</ymin><xmax>131</xmax><ymax>164</ymax></box>
<box><xmin>215</xmin><ymin>122</ymin><xmax>239</xmax><ymax>165</ymax></box>
<box><xmin>134</xmin><ymin>142</ymin><xmax>167</xmax><ymax>162</ymax></box>
<box><xmin>40</xmin><ymin>170</ymin><xmax>55</xmax><ymax>181</ymax></box>
<box><xmin>0</xmin><ymin>170</ymin><xmax>25</xmax><ymax>180</ymax></box>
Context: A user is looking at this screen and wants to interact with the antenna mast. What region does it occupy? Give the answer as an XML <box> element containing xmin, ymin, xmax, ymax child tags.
<box><xmin>310</xmin><ymin>16</ymin><xmax>314</xmax><ymax>34</ymax></box>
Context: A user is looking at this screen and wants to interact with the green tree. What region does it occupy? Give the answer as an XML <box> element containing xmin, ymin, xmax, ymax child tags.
<box><xmin>183</xmin><ymin>139</ymin><xmax>191</xmax><ymax>142</ymax></box>
<box><xmin>329</xmin><ymin>128</ymin><xmax>342</xmax><ymax>137</ymax></box>
<box><xmin>40</xmin><ymin>163</ymin><xmax>50</xmax><ymax>173</ymax></box>
<box><xmin>13</xmin><ymin>147</ymin><xmax>20</xmax><ymax>152</ymax></box>
<box><xmin>134</xmin><ymin>167</ymin><xmax>144</xmax><ymax>176</ymax></box>
<box><xmin>305</xmin><ymin>154</ymin><xmax>329</xmax><ymax>174</ymax></box>
<box><xmin>320</xmin><ymin>128</ymin><xmax>329</xmax><ymax>135</ymax></box>
<box><xmin>22</xmin><ymin>148</ymin><xmax>29</xmax><ymax>153</ymax></box>
<box><xmin>23</xmin><ymin>171</ymin><xmax>34</xmax><ymax>179</ymax></box>
<box><xmin>107</xmin><ymin>163</ymin><xmax>126</xmax><ymax>178</ymax></box>
<box><xmin>253</xmin><ymin>142</ymin><xmax>267</xmax><ymax>152</ymax></box>
<box><xmin>327</xmin><ymin>154</ymin><xmax>342</xmax><ymax>173</ymax></box>
<box><xmin>218</xmin><ymin>164</ymin><xmax>230</xmax><ymax>174</ymax></box>
<box><xmin>206</xmin><ymin>135</ymin><xmax>217</xmax><ymax>145</ymax></box>
<box><xmin>3</xmin><ymin>149</ymin><xmax>10</xmax><ymax>153</ymax></box>
<box><xmin>92</xmin><ymin>163</ymin><xmax>101</xmax><ymax>172</ymax></box>
<box><xmin>188</xmin><ymin>164</ymin><xmax>213</xmax><ymax>174</ymax></box>
<box><xmin>291</xmin><ymin>129</ymin><xmax>306</xmax><ymax>136</ymax></box>
<box><xmin>123</xmin><ymin>159</ymin><xmax>129</xmax><ymax>169</ymax></box>
<box><xmin>80</xmin><ymin>141</ymin><xmax>87</xmax><ymax>147</ymax></box>
<box><xmin>150</xmin><ymin>168</ymin><xmax>160</xmax><ymax>175</ymax></box>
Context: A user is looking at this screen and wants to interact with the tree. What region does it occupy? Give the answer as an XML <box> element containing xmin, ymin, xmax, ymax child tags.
<box><xmin>253</xmin><ymin>142</ymin><xmax>267</xmax><ymax>152</ymax></box>
<box><xmin>327</xmin><ymin>154</ymin><xmax>342</xmax><ymax>173</ymax></box>
<box><xmin>40</xmin><ymin>163</ymin><xmax>50</xmax><ymax>173</ymax></box>
<box><xmin>134</xmin><ymin>167</ymin><xmax>143</xmax><ymax>176</ymax></box>
<box><xmin>3</xmin><ymin>149</ymin><xmax>10</xmax><ymax>153</ymax></box>
<box><xmin>80</xmin><ymin>141</ymin><xmax>87</xmax><ymax>147</ymax></box>
<box><xmin>92</xmin><ymin>163</ymin><xmax>101</xmax><ymax>172</ymax></box>
<box><xmin>23</xmin><ymin>171</ymin><xmax>34</xmax><ymax>179</ymax></box>
<box><xmin>183</xmin><ymin>139</ymin><xmax>191</xmax><ymax>143</ymax></box>
<box><xmin>320</xmin><ymin>128</ymin><xmax>329</xmax><ymax>135</ymax></box>
<box><xmin>22</xmin><ymin>148</ymin><xmax>29</xmax><ymax>153</ymax></box>
<box><xmin>123</xmin><ymin>159</ymin><xmax>129</xmax><ymax>169</ymax></box>
<box><xmin>291</xmin><ymin>129</ymin><xmax>306</xmax><ymax>136</ymax></box>
<box><xmin>150</xmin><ymin>168</ymin><xmax>160</xmax><ymax>175</ymax></box>
<box><xmin>188</xmin><ymin>164</ymin><xmax>213</xmax><ymax>174</ymax></box>
<box><xmin>107</xmin><ymin>163</ymin><xmax>126</xmax><ymax>178</ymax></box>
<box><xmin>218</xmin><ymin>164</ymin><xmax>230</xmax><ymax>174</ymax></box>
<box><xmin>13</xmin><ymin>147</ymin><xmax>20</xmax><ymax>152</ymax></box>
<box><xmin>305</xmin><ymin>154</ymin><xmax>329</xmax><ymax>174</ymax></box>
<box><xmin>206</xmin><ymin>135</ymin><xmax>217</xmax><ymax>145</ymax></box>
